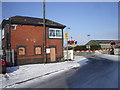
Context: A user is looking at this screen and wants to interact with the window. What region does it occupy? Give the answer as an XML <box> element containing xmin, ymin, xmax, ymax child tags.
<box><xmin>49</xmin><ymin>28</ymin><xmax>62</xmax><ymax>38</ymax></box>
<box><xmin>49</xmin><ymin>30</ymin><xmax>55</xmax><ymax>37</ymax></box>
<box><xmin>56</xmin><ymin>30</ymin><xmax>62</xmax><ymax>37</ymax></box>
<box><xmin>18</xmin><ymin>47</ymin><xmax>25</xmax><ymax>55</ymax></box>
<box><xmin>11</xmin><ymin>25</ymin><xmax>17</xmax><ymax>30</ymax></box>
<box><xmin>35</xmin><ymin>46</ymin><xmax>42</xmax><ymax>55</ymax></box>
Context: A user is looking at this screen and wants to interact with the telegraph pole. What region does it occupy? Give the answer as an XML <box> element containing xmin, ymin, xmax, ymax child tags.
<box><xmin>43</xmin><ymin>0</ymin><xmax>47</xmax><ymax>63</ymax></box>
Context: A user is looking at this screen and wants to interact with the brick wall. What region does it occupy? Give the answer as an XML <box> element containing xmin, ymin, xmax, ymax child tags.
<box><xmin>46</xmin><ymin>28</ymin><xmax>63</xmax><ymax>59</ymax></box>
<box><xmin>9</xmin><ymin>24</ymin><xmax>63</xmax><ymax>65</ymax></box>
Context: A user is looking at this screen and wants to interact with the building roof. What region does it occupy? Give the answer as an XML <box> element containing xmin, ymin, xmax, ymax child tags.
<box><xmin>86</xmin><ymin>40</ymin><xmax>120</xmax><ymax>45</ymax></box>
<box><xmin>1</xmin><ymin>16</ymin><xmax>66</xmax><ymax>29</ymax></box>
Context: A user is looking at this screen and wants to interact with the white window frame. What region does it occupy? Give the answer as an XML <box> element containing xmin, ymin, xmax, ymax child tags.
<box><xmin>49</xmin><ymin>28</ymin><xmax>62</xmax><ymax>38</ymax></box>
<box><xmin>11</xmin><ymin>25</ymin><xmax>17</xmax><ymax>30</ymax></box>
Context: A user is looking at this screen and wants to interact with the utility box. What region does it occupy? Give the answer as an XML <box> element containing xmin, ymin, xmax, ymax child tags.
<box><xmin>114</xmin><ymin>48</ymin><xmax>120</xmax><ymax>55</ymax></box>
<box><xmin>64</xmin><ymin>50</ymin><xmax>74</xmax><ymax>60</ymax></box>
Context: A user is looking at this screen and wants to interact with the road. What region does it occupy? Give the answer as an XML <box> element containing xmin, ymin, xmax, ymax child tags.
<box><xmin>13</xmin><ymin>56</ymin><xmax>119</xmax><ymax>88</ymax></box>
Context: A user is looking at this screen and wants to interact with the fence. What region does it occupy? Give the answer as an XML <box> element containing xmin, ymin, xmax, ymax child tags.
<box><xmin>74</xmin><ymin>49</ymin><xmax>113</xmax><ymax>56</ymax></box>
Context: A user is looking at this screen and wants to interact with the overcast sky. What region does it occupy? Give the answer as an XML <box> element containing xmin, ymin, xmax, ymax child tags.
<box><xmin>0</xmin><ymin>1</ymin><xmax>118</xmax><ymax>46</ymax></box>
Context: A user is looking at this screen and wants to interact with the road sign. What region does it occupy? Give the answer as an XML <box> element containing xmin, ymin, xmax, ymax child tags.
<box><xmin>68</xmin><ymin>40</ymin><xmax>77</xmax><ymax>47</ymax></box>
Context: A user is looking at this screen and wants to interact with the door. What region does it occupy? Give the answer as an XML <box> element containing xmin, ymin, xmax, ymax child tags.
<box><xmin>50</xmin><ymin>48</ymin><xmax>56</xmax><ymax>62</ymax></box>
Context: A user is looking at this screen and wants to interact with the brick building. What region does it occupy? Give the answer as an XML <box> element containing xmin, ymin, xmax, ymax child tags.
<box><xmin>1</xmin><ymin>16</ymin><xmax>66</xmax><ymax>66</ymax></box>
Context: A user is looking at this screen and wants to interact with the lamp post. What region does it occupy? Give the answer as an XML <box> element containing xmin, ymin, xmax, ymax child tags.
<box><xmin>87</xmin><ymin>34</ymin><xmax>91</xmax><ymax>54</ymax></box>
<box><xmin>65</xmin><ymin>27</ymin><xmax>70</xmax><ymax>61</ymax></box>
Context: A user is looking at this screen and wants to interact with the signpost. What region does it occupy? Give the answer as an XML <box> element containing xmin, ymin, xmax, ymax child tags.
<box><xmin>67</xmin><ymin>39</ymin><xmax>77</xmax><ymax>59</ymax></box>
<box><xmin>110</xmin><ymin>41</ymin><xmax>117</xmax><ymax>55</ymax></box>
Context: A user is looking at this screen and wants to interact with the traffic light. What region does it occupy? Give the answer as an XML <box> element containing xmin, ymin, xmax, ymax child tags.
<box><xmin>110</xmin><ymin>41</ymin><xmax>116</xmax><ymax>46</ymax></box>
<box><xmin>68</xmin><ymin>40</ymin><xmax>77</xmax><ymax>46</ymax></box>
<box><xmin>111</xmin><ymin>42</ymin><xmax>115</xmax><ymax>45</ymax></box>
<box><xmin>65</xmin><ymin>33</ymin><xmax>68</xmax><ymax>39</ymax></box>
<box><xmin>68</xmin><ymin>41</ymin><xmax>70</xmax><ymax>44</ymax></box>
<box><xmin>75</xmin><ymin>41</ymin><xmax>77</xmax><ymax>44</ymax></box>
<box><xmin>68</xmin><ymin>41</ymin><xmax>74</xmax><ymax>45</ymax></box>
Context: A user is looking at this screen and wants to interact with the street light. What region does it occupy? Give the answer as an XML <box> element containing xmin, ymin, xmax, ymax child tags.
<box><xmin>65</xmin><ymin>27</ymin><xmax>70</xmax><ymax>61</ymax></box>
<box><xmin>87</xmin><ymin>34</ymin><xmax>91</xmax><ymax>53</ymax></box>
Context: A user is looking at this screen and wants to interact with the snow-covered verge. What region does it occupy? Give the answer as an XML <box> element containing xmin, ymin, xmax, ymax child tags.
<box><xmin>95</xmin><ymin>51</ymin><xmax>120</xmax><ymax>61</ymax></box>
<box><xmin>0</xmin><ymin>56</ymin><xmax>87</xmax><ymax>88</ymax></box>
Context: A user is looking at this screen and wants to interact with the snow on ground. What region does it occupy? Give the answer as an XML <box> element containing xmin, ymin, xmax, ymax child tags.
<box><xmin>95</xmin><ymin>51</ymin><xmax>120</xmax><ymax>61</ymax></box>
<box><xmin>1</xmin><ymin>52</ymin><xmax>118</xmax><ymax>88</ymax></box>
<box><xmin>0</xmin><ymin>52</ymin><xmax>120</xmax><ymax>88</ymax></box>
<box><xmin>0</xmin><ymin>56</ymin><xmax>86</xmax><ymax>88</ymax></box>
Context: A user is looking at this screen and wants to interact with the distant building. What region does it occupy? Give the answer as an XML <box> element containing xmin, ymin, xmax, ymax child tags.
<box><xmin>1</xmin><ymin>16</ymin><xmax>66</xmax><ymax>66</ymax></box>
<box><xmin>86</xmin><ymin>40</ymin><xmax>120</xmax><ymax>49</ymax></box>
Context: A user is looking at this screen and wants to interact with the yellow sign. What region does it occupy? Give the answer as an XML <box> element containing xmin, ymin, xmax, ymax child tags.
<box><xmin>65</xmin><ymin>33</ymin><xmax>68</xmax><ymax>39</ymax></box>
